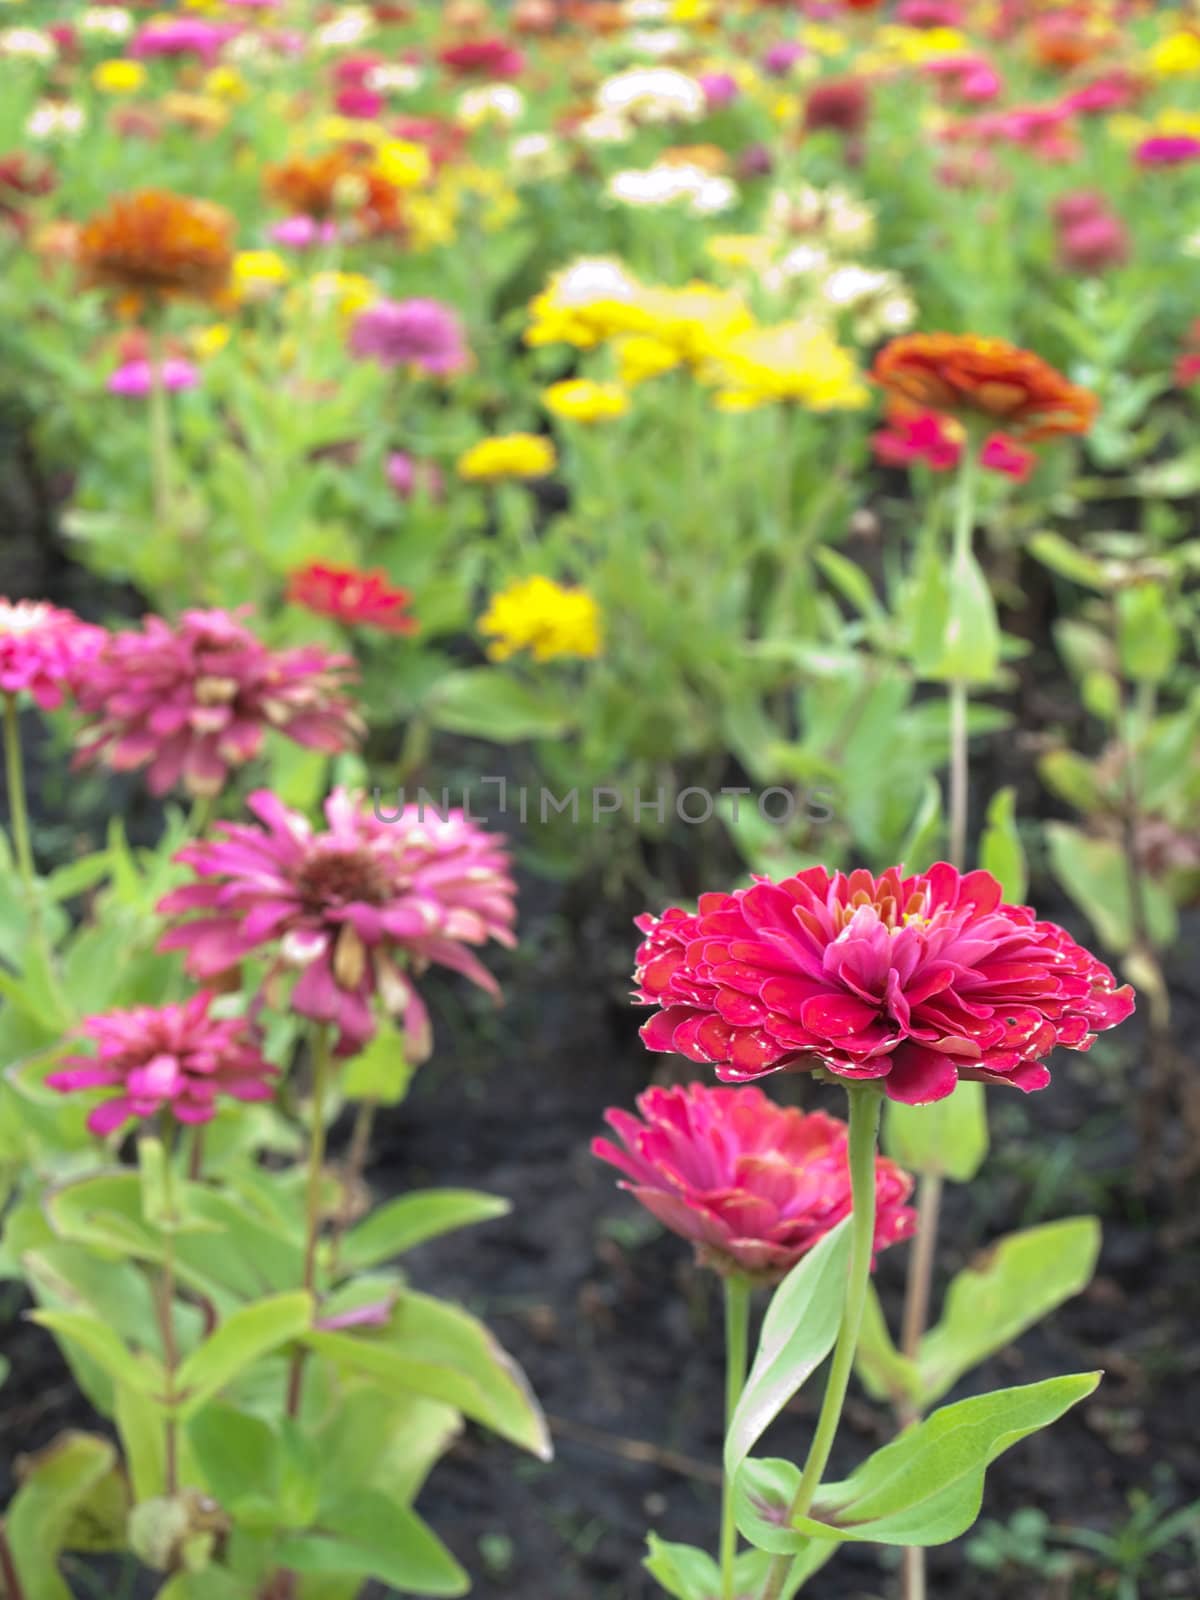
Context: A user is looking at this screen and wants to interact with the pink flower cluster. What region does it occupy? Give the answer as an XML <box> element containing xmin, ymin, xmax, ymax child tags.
<box><xmin>634</xmin><ymin>865</ymin><xmax>1134</xmax><ymax>1105</ymax></box>
<box><xmin>0</xmin><ymin>598</ymin><xmax>104</xmax><ymax>710</ymax></box>
<box><xmin>47</xmin><ymin>991</ymin><xmax>276</xmax><ymax>1137</ymax></box>
<box><xmin>158</xmin><ymin>789</ymin><xmax>517</xmax><ymax>1059</ymax></box>
<box><xmin>594</xmin><ymin>1084</ymin><xmax>915</xmax><ymax>1280</ymax></box>
<box><xmin>72</xmin><ymin>608</ymin><xmax>361</xmax><ymax>798</ymax></box>
<box><xmin>872</xmin><ymin>411</ymin><xmax>1035</xmax><ymax>481</ymax></box>
<box><xmin>347</xmin><ymin>298</ymin><xmax>470</xmax><ymax>376</ymax></box>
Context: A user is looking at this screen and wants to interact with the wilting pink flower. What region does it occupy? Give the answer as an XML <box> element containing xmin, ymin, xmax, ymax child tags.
<box><xmin>46</xmin><ymin>992</ymin><xmax>276</xmax><ymax>1137</ymax></box>
<box><xmin>634</xmin><ymin>864</ymin><xmax>1134</xmax><ymax>1105</ymax></box>
<box><xmin>386</xmin><ymin>451</ymin><xmax>445</xmax><ymax>499</ymax></box>
<box><xmin>347</xmin><ymin>298</ymin><xmax>469</xmax><ymax>375</ymax></box>
<box><xmin>107</xmin><ymin>358</ymin><xmax>200</xmax><ymax>397</ymax></box>
<box><xmin>72</xmin><ymin>608</ymin><xmax>361</xmax><ymax>798</ymax></box>
<box><xmin>593</xmin><ymin>1085</ymin><xmax>915</xmax><ymax>1280</ymax></box>
<box><xmin>268</xmin><ymin>216</ymin><xmax>340</xmax><ymax>250</ymax></box>
<box><xmin>158</xmin><ymin>790</ymin><xmax>517</xmax><ymax>1059</ymax></box>
<box><xmin>1135</xmin><ymin>135</ymin><xmax>1200</xmax><ymax>168</ymax></box>
<box><xmin>0</xmin><ymin>598</ymin><xmax>104</xmax><ymax>711</ymax></box>
<box><xmin>980</xmin><ymin>433</ymin><xmax>1036</xmax><ymax>480</ymax></box>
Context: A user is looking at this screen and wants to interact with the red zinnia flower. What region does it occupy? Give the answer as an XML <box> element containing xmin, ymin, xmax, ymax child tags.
<box><xmin>46</xmin><ymin>991</ymin><xmax>277</xmax><ymax>1137</ymax></box>
<box><xmin>594</xmin><ymin>1084</ymin><xmax>915</xmax><ymax>1281</ymax></box>
<box><xmin>634</xmin><ymin>864</ymin><xmax>1134</xmax><ymax>1105</ymax></box>
<box><xmin>287</xmin><ymin>563</ymin><xmax>417</xmax><ymax>635</ymax></box>
<box><xmin>438</xmin><ymin>38</ymin><xmax>525</xmax><ymax>79</ymax></box>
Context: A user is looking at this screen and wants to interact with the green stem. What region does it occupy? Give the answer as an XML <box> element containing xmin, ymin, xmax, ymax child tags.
<box><xmin>758</xmin><ymin>1087</ymin><xmax>882</xmax><ymax>1600</ymax></box>
<box><xmin>286</xmin><ymin>1025</ymin><xmax>330</xmax><ymax>1419</ymax></box>
<box><xmin>147</xmin><ymin>323</ymin><xmax>173</xmax><ymax>534</ymax></box>
<box><xmin>3</xmin><ymin>692</ymin><xmax>38</xmax><ymax>920</ymax></box>
<box><xmin>157</xmin><ymin>1130</ymin><xmax>180</xmax><ymax>1496</ymax></box>
<box><xmin>719</xmin><ymin>1275</ymin><xmax>752</xmax><ymax>1600</ymax></box>
<box><xmin>947</xmin><ymin>441</ymin><xmax>979</xmax><ymax>869</ymax></box>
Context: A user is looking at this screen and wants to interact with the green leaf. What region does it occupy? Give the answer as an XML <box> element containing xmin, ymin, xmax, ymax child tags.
<box><xmin>643</xmin><ymin>1535</ymin><xmax>719</xmax><ymax>1600</ymax></box>
<box><xmin>725</xmin><ymin>1221</ymin><xmax>850</xmax><ymax>1483</ymax></box>
<box><xmin>1045</xmin><ymin>823</ymin><xmax>1177</xmax><ymax>954</ymax></box>
<box><xmin>883</xmin><ymin>1082</ymin><xmax>988</xmax><ymax>1183</ymax></box>
<box><xmin>274</xmin><ymin>1491</ymin><xmax>469</xmax><ymax>1597</ymax></box>
<box><xmin>338</xmin><ymin>1016</ymin><xmax>414</xmax><ymax>1107</ymax></box>
<box><xmin>340</xmin><ymin>1190</ymin><xmax>510</xmax><ymax>1274</ymax></box>
<box><xmin>116</xmin><ymin>1380</ymin><xmax>167</xmax><ymax>1502</ymax></box>
<box><xmin>304</xmin><ymin>1290</ymin><xmax>551</xmax><ymax>1460</ymax></box>
<box><xmin>793</xmin><ymin>1373</ymin><xmax>1101</xmax><ymax>1545</ymax></box>
<box><xmin>1116</xmin><ymin>582</ymin><xmax>1179</xmax><ymax>686</ymax></box>
<box><xmin>814</xmin><ymin>547</ymin><xmax>885</xmax><ymax>623</ymax></box>
<box><xmin>900</xmin><ymin>777</ymin><xmax>944</xmax><ymax>875</ymax></box>
<box><xmin>940</xmin><ymin>547</ymin><xmax>1001</xmax><ymax>684</ymax></box>
<box><xmin>1028</xmin><ymin>532</ymin><xmax>1112</xmax><ymax>592</ymax></box>
<box><xmin>426</xmin><ymin>668</ymin><xmax>573</xmax><ymax>742</ymax></box>
<box><xmin>854</xmin><ymin>1286</ymin><xmax>920</xmax><ymax>1408</ymax></box>
<box><xmin>917</xmin><ymin>1219</ymin><xmax>1101</xmax><ymax>1406</ymax></box>
<box><xmin>154</xmin><ymin>1570</ymin><xmax>250</xmax><ymax>1600</ymax></box>
<box><xmin>187</xmin><ymin>1405</ymin><xmax>280</xmax><ymax>1528</ymax></box>
<box><xmin>31</xmin><ymin>1309</ymin><xmax>163</xmax><ymax>1397</ymax></box>
<box><xmin>174</xmin><ymin>1291</ymin><xmax>313</xmax><ymax>1418</ymax></box>
<box><xmin>979</xmin><ymin>788</ymin><xmax>1027</xmax><ymax>903</ymax></box>
<box><xmin>7</xmin><ymin>1431</ymin><xmax>118</xmax><ymax>1600</ymax></box>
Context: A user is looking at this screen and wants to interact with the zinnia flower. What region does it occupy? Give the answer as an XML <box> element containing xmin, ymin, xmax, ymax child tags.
<box><xmin>286</xmin><ymin>563</ymin><xmax>417</xmax><ymax>635</ymax></box>
<box><xmin>0</xmin><ymin>598</ymin><xmax>104</xmax><ymax>710</ymax></box>
<box><xmin>479</xmin><ymin>576</ymin><xmax>601</xmax><ymax>662</ymax></box>
<box><xmin>704</xmin><ymin>321</ymin><xmax>869</xmax><ymax>413</ymax></box>
<box><xmin>872</xmin><ymin>334</ymin><xmax>1097</xmax><ymax>441</ymax></box>
<box><xmin>541</xmin><ymin>379</ymin><xmax>629</xmax><ymax>423</ymax></box>
<box><xmin>77</xmin><ymin>188</ymin><xmax>235</xmax><ymax>309</ymax></box>
<box><xmin>347</xmin><ymin>297</ymin><xmax>469</xmax><ymax>375</ymax></box>
<box><xmin>634</xmin><ymin>864</ymin><xmax>1134</xmax><ymax>1105</ymax></box>
<box><xmin>439</xmin><ymin>38</ymin><xmax>525</xmax><ymax>79</ymax></box>
<box><xmin>386</xmin><ymin>451</ymin><xmax>444</xmax><ymax>500</ymax></box>
<box><xmin>158</xmin><ymin>789</ymin><xmax>517</xmax><ymax>1060</ymax></box>
<box><xmin>46</xmin><ymin>992</ymin><xmax>277</xmax><ymax>1137</ymax></box>
<box><xmin>594</xmin><ymin>1084</ymin><xmax>915</xmax><ymax>1280</ymax></box>
<box><xmin>72</xmin><ymin>608</ymin><xmax>361</xmax><ymax>798</ymax></box>
<box><xmin>106</xmin><ymin>358</ymin><xmax>199</xmax><ymax>397</ymax></box>
<box><xmin>457</xmin><ymin>433</ymin><xmax>556</xmax><ymax>481</ymax></box>
<box><xmin>1134</xmin><ymin>135</ymin><xmax>1200</xmax><ymax>167</ymax></box>
<box><xmin>872</xmin><ymin>408</ymin><xmax>1034</xmax><ymax>480</ymax></box>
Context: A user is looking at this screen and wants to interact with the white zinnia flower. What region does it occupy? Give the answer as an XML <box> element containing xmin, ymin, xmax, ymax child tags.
<box><xmin>597</xmin><ymin>66</ymin><xmax>705</xmax><ymax>123</ymax></box>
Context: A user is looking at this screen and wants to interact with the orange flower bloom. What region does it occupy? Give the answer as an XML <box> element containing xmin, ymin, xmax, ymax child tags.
<box><xmin>263</xmin><ymin>151</ymin><xmax>403</xmax><ymax>236</ymax></box>
<box><xmin>77</xmin><ymin>189</ymin><xmax>234</xmax><ymax>310</ymax></box>
<box><xmin>871</xmin><ymin>333</ymin><xmax>1097</xmax><ymax>442</ymax></box>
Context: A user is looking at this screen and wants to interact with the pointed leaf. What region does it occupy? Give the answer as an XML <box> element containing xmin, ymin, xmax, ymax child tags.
<box><xmin>7</xmin><ymin>1431</ymin><xmax>117</xmax><ymax>1600</ymax></box>
<box><xmin>174</xmin><ymin>1291</ymin><xmax>313</xmax><ymax>1418</ymax></box>
<box><xmin>274</xmin><ymin>1490</ymin><xmax>468</xmax><ymax>1596</ymax></box>
<box><xmin>979</xmin><ymin>788</ymin><xmax>1027</xmax><ymax>903</ymax></box>
<box><xmin>643</xmin><ymin>1535</ymin><xmax>720</xmax><ymax>1600</ymax></box>
<box><xmin>883</xmin><ymin>1083</ymin><xmax>988</xmax><ymax>1183</ymax></box>
<box><xmin>31</xmin><ymin>1309</ymin><xmax>163</xmax><ymax>1396</ymax></box>
<box><xmin>340</xmin><ymin>1190</ymin><xmax>511</xmax><ymax>1273</ymax></box>
<box><xmin>854</xmin><ymin>1285</ymin><xmax>920</xmax><ymax>1407</ymax></box>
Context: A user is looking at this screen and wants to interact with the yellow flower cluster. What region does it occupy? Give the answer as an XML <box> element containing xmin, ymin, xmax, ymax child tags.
<box><xmin>704</xmin><ymin>321</ymin><xmax>869</xmax><ymax>412</ymax></box>
<box><xmin>458</xmin><ymin>434</ymin><xmax>557</xmax><ymax>482</ymax></box>
<box><xmin>541</xmin><ymin>380</ymin><xmax>629</xmax><ymax>424</ymax></box>
<box><xmin>1146</xmin><ymin>31</ymin><xmax>1200</xmax><ymax>77</ymax></box>
<box><xmin>479</xmin><ymin>577</ymin><xmax>602</xmax><ymax>663</ymax></box>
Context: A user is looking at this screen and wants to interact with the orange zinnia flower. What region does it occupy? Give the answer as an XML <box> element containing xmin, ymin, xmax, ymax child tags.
<box><xmin>264</xmin><ymin>151</ymin><xmax>403</xmax><ymax>236</ymax></box>
<box><xmin>77</xmin><ymin>188</ymin><xmax>234</xmax><ymax>310</ymax></box>
<box><xmin>871</xmin><ymin>333</ymin><xmax>1097</xmax><ymax>441</ymax></box>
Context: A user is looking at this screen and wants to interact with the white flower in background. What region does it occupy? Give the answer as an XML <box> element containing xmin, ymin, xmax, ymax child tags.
<box><xmin>554</xmin><ymin>256</ymin><xmax>642</xmax><ymax>307</ymax></box>
<box><xmin>1</xmin><ymin>27</ymin><xmax>55</xmax><ymax>59</ymax></box>
<box><xmin>26</xmin><ymin>100</ymin><xmax>85</xmax><ymax>140</ymax></box>
<box><xmin>597</xmin><ymin>66</ymin><xmax>705</xmax><ymax>123</ymax></box>
<box><xmin>509</xmin><ymin>132</ymin><xmax>565</xmax><ymax>181</ymax></box>
<box><xmin>457</xmin><ymin>84</ymin><xmax>525</xmax><ymax>128</ymax></box>
<box><xmin>623</xmin><ymin>0</ymin><xmax>671</xmax><ymax>19</ymax></box>
<box><xmin>770</xmin><ymin>242</ymin><xmax>834</xmax><ymax>286</ymax></box>
<box><xmin>78</xmin><ymin>6</ymin><xmax>134</xmax><ymax>37</ymax></box>
<box><xmin>313</xmin><ymin>6</ymin><xmax>373</xmax><ymax>48</ymax></box>
<box><xmin>625</xmin><ymin>28</ymin><xmax>688</xmax><ymax>59</ymax></box>
<box><xmin>577</xmin><ymin>110</ymin><xmax>633</xmax><ymax>145</ymax></box>
<box><xmin>367</xmin><ymin>62</ymin><xmax>423</xmax><ymax>94</ymax></box>
<box><xmin>765</xmin><ymin>183</ymin><xmax>876</xmax><ymax>254</ymax></box>
<box><xmin>609</xmin><ymin>163</ymin><xmax>737</xmax><ymax>217</ymax></box>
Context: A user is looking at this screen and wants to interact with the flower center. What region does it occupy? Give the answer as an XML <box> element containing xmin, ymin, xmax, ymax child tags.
<box><xmin>293</xmin><ymin>843</ymin><xmax>392</xmax><ymax>910</ymax></box>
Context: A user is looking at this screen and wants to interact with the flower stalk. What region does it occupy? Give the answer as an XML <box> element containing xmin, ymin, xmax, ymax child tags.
<box><xmin>287</xmin><ymin>1024</ymin><xmax>331</xmax><ymax>1419</ymax></box>
<box><xmin>720</xmin><ymin>1274</ymin><xmax>751</xmax><ymax>1600</ymax></box>
<box><xmin>3</xmin><ymin>691</ymin><xmax>39</xmax><ymax>929</ymax></box>
<box><xmin>758</xmin><ymin>1086</ymin><xmax>883</xmax><ymax>1600</ymax></box>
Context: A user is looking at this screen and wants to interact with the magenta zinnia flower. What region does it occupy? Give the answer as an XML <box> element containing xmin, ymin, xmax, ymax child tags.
<box><xmin>635</xmin><ymin>865</ymin><xmax>1134</xmax><ymax>1105</ymax></box>
<box><xmin>158</xmin><ymin>789</ymin><xmax>517</xmax><ymax>1059</ymax></box>
<box><xmin>347</xmin><ymin>298</ymin><xmax>470</xmax><ymax>376</ymax></box>
<box><xmin>593</xmin><ymin>1084</ymin><xmax>915</xmax><ymax>1280</ymax></box>
<box><xmin>46</xmin><ymin>991</ymin><xmax>276</xmax><ymax>1137</ymax></box>
<box><xmin>0</xmin><ymin>598</ymin><xmax>104</xmax><ymax>711</ymax></box>
<box><xmin>72</xmin><ymin>608</ymin><xmax>361</xmax><ymax>798</ymax></box>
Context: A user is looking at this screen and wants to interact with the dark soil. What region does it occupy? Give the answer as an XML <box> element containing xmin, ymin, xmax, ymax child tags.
<box><xmin>2</xmin><ymin>432</ymin><xmax>1200</xmax><ymax>1600</ymax></box>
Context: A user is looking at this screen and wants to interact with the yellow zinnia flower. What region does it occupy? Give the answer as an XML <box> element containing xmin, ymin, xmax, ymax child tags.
<box><xmin>92</xmin><ymin>59</ymin><xmax>146</xmax><ymax>95</ymax></box>
<box><xmin>541</xmin><ymin>380</ymin><xmax>629</xmax><ymax>424</ymax></box>
<box><xmin>1147</xmin><ymin>31</ymin><xmax>1200</xmax><ymax>77</ymax></box>
<box><xmin>616</xmin><ymin>335</ymin><xmax>682</xmax><ymax>387</ymax></box>
<box><xmin>233</xmin><ymin>249</ymin><xmax>292</xmax><ymax>302</ymax></box>
<box><xmin>479</xmin><ymin>576</ymin><xmax>601</xmax><ymax>663</ymax></box>
<box><xmin>458</xmin><ymin>434</ymin><xmax>557</xmax><ymax>482</ymax></box>
<box><xmin>373</xmin><ymin>139</ymin><xmax>431</xmax><ymax>190</ymax></box>
<box><xmin>704</xmin><ymin>321</ymin><xmax>869</xmax><ymax>412</ymax></box>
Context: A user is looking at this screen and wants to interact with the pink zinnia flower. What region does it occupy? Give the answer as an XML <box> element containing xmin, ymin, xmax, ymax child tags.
<box><xmin>634</xmin><ymin>864</ymin><xmax>1134</xmax><ymax>1105</ymax></box>
<box><xmin>1135</xmin><ymin>135</ymin><xmax>1200</xmax><ymax>168</ymax></box>
<box><xmin>107</xmin><ymin>358</ymin><xmax>199</xmax><ymax>397</ymax></box>
<box><xmin>980</xmin><ymin>434</ymin><xmax>1036</xmax><ymax>481</ymax></box>
<box><xmin>347</xmin><ymin>298</ymin><xmax>470</xmax><ymax>376</ymax></box>
<box><xmin>593</xmin><ymin>1085</ymin><xmax>915</xmax><ymax>1281</ymax></box>
<box><xmin>873</xmin><ymin>409</ymin><xmax>962</xmax><ymax>472</ymax></box>
<box><xmin>268</xmin><ymin>216</ymin><xmax>340</xmax><ymax>250</ymax></box>
<box><xmin>72</xmin><ymin>608</ymin><xmax>361</xmax><ymax>798</ymax></box>
<box><xmin>158</xmin><ymin>790</ymin><xmax>517</xmax><ymax>1060</ymax></box>
<box><xmin>46</xmin><ymin>991</ymin><xmax>276</xmax><ymax>1137</ymax></box>
<box><xmin>386</xmin><ymin>451</ymin><xmax>444</xmax><ymax>500</ymax></box>
<box><xmin>438</xmin><ymin>39</ymin><xmax>525</xmax><ymax>79</ymax></box>
<box><xmin>131</xmin><ymin>20</ymin><xmax>236</xmax><ymax>65</ymax></box>
<box><xmin>700</xmin><ymin>73</ymin><xmax>740</xmax><ymax>109</ymax></box>
<box><xmin>0</xmin><ymin>598</ymin><xmax>104</xmax><ymax>711</ymax></box>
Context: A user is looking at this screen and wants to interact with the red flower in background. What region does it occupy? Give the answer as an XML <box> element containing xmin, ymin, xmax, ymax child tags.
<box><xmin>0</xmin><ymin>152</ymin><xmax>55</xmax><ymax>236</ymax></box>
<box><xmin>594</xmin><ymin>1084</ymin><xmax>915</xmax><ymax>1281</ymax></box>
<box><xmin>634</xmin><ymin>864</ymin><xmax>1133</xmax><ymax>1105</ymax></box>
<box><xmin>287</xmin><ymin>563</ymin><xmax>418</xmax><ymax>635</ymax></box>
<box><xmin>439</xmin><ymin>38</ymin><xmax>525</xmax><ymax>79</ymax></box>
